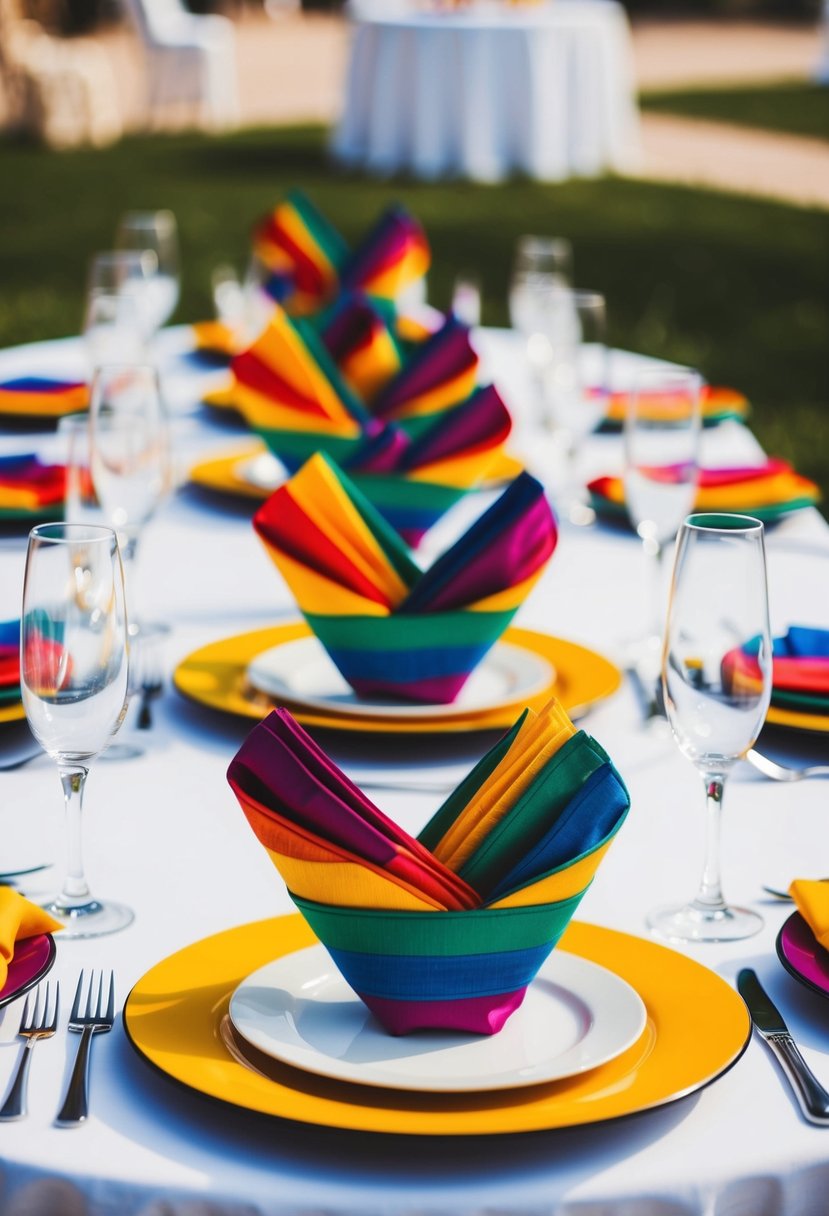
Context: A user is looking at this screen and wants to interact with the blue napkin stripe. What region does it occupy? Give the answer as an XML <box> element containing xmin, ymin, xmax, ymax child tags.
<box><xmin>326</xmin><ymin>942</ymin><xmax>554</xmax><ymax>1001</ymax></box>
<box><xmin>326</xmin><ymin>641</ymin><xmax>493</xmax><ymax>684</ymax></box>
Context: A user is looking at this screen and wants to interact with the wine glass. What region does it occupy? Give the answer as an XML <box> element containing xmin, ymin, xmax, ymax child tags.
<box><xmin>82</xmin><ymin>289</ymin><xmax>146</xmax><ymax>374</ymax></box>
<box><xmin>88</xmin><ymin>363</ymin><xmax>172</xmax><ymax>634</ymax></box>
<box><xmin>508</xmin><ymin>235</ymin><xmax>573</xmax><ymax>425</ymax></box>
<box><xmin>649</xmin><ymin>513</ymin><xmax>773</xmax><ymax>942</ymax></box>
<box><xmin>115</xmin><ymin>210</ymin><xmax>180</xmax><ymax>334</ymax></box>
<box><xmin>20</xmin><ymin>523</ymin><xmax>132</xmax><ymax>937</ymax></box>
<box><xmin>86</xmin><ymin>250</ymin><xmax>158</xmax><ymax>348</ymax></box>
<box><xmin>451</xmin><ymin>272</ymin><xmax>482</xmax><ymax>327</ymax></box>
<box><xmin>623</xmin><ymin>367</ymin><xmax>702</xmax><ymax>673</ymax></box>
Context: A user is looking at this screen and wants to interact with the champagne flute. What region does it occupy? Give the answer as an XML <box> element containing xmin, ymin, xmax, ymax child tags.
<box><xmin>88</xmin><ymin>363</ymin><xmax>172</xmax><ymax>635</ymax></box>
<box><xmin>21</xmin><ymin>523</ymin><xmax>132</xmax><ymax>937</ymax></box>
<box><xmin>508</xmin><ymin>235</ymin><xmax>573</xmax><ymax>425</ymax></box>
<box><xmin>115</xmin><ymin>210</ymin><xmax>180</xmax><ymax>334</ymax></box>
<box><xmin>650</xmin><ymin>513</ymin><xmax>773</xmax><ymax>942</ymax></box>
<box><xmin>623</xmin><ymin>367</ymin><xmax>702</xmax><ymax>672</ymax></box>
<box><xmin>86</xmin><ymin>250</ymin><xmax>158</xmax><ymax>348</ymax></box>
<box><xmin>82</xmin><ymin>289</ymin><xmax>146</xmax><ymax>374</ymax></box>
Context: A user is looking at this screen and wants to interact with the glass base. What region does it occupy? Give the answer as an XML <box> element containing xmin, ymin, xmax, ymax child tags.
<box><xmin>42</xmin><ymin>896</ymin><xmax>134</xmax><ymax>939</ymax></box>
<box><xmin>647</xmin><ymin>901</ymin><xmax>763</xmax><ymax>944</ymax></box>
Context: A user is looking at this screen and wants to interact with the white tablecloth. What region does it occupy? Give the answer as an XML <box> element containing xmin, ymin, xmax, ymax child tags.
<box><xmin>1</xmin><ymin>327</ymin><xmax>829</xmax><ymax>1216</ymax></box>
<box><xmin>332</xmin><ymin>1</ymin><xmax>642</xmax><ymax>182</ymax></box>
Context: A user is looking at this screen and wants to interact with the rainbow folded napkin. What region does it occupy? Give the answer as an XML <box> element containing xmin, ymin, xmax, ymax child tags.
<box><xmin>227</xmin><ymin>700</ymin><xmax>630</xmax><ymax>1034</ymax></box>
<box><xmin>723</xmin><ymin>626</ymin><xmax>829</xmax><ymax>724</ymax></box>
<box><xmin>599</xmin><ymin>384</ymin><xmax>749</xmax><ymax>431</ymax></box>
<box><xmin>342</xmin><ymin>384</ymin><xmax>513</xmax><ymax>545</ymax></box>
<box><xmin>318</xmin><ymin>293</ymin><xmax>405</xmax><ymax>404</ymax></box>
<box><xmin>0</xmin><ymin>378</ymin><xmax>87</xmax><ymax>420</ymax></box>
<box><xmin>0</xmin><ymin>888</ymin><xmax>61</xmax><ymax>990</ymax></box>
<box><xmin>0</xmin><ymin>618</ymin><xmax>20</xmax><ymax>707</ymax></box>
<box><xmin>0</xmin><ymin>454</ymin><xmax>65</xmax><ymax>519</ymax></box>
<box><xmin>211</xmin><ymin>307</ymin><xmax>481</xmax><ymax>477</ymax></box>
<box><xmin>789</xmin><ymin>879</ymin><xmax>829</xmax><ymax>951</ymax></box>
<box><xmin>251</xmin><ymin>190</ymin><xmax>430</xmax><ymax>316</ymax></box>
<box><xmin>588</xmin><ymin>458</ymin><xmax>820</xmax><ymax>526</ymax></box>
<box><xmin>253</xmin><ymin>453</ymin><xmax>556</xmax><ymax>704</ymax></box>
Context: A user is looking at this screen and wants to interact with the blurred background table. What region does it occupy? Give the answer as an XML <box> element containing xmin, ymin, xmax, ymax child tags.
<box><xmin>332</xmin><ymin>0</ymin><xmax>642</xmax><ymax>182</ymax></box>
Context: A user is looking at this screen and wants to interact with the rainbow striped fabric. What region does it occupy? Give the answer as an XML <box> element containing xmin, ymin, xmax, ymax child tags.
<box><xmin>0</xmin><ymin>454</ymin><xmax>66</xmax><ymax>519</ymax></box>
<box><xmin>588</xmin><ymin>458</ymin><xmax>820</xmax><ymax>526</ymax></box>
<box><xmin>599</xmin><ymin>383</ymin><xmax>749</xmax><ymax>431</ymax></box>
<box><xmin>724</xmin><ymin>626</ymin><xmax>829</xmax><ymax>722</ymax></box>
<box><xmin>0</xmin><ymin>378</ymin><xmax>88</xmax><ymax>420</ymax></box>
<box><xmin>343</xmin><ymin>385</ymin><xmax>513</xmax><ymax>545</ymax></box>
<box><xmin>253</xmin><ymin>453</ymin><xmax>556</xmax><ymax>703</ymax></box>
<box><xmin>251</xmin><ymin>191</ymin><xmax>430</xmax><ymax>317</ymax></box>
<box><xmin>227</xmin><ymin>699</ymin><xmax>630</xmax><ymax>1034</ymax></box>
<box><xmin>0</xmin><ymin>619</ymin><xmax>20</xmax><ymax>707</ymax></box>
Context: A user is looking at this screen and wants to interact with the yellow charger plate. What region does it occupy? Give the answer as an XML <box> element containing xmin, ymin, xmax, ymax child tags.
<box><xmin>173</xmin><ymin>622</ymin><xmax>622</xmax><ymax>734</ymax></box>
<box><xmin>765</xmin><ymin>704</ymin><xmax>829</xmax><ymax>734</ymax></box>
<box><xmin>0</xmin><ymin>702</ymin><xmax>25</xmax><ymax>724</ymax></box>
<box><xmin>123</xmin><ymin>914</ymin><xmax>750</xmax><ymax>1135</ymax></box>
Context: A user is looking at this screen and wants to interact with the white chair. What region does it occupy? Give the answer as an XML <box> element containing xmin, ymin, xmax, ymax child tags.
<box><xmin>122</xmin><ymin>0</ymin><xmax>240</xmax><ymax>130</ymax></box>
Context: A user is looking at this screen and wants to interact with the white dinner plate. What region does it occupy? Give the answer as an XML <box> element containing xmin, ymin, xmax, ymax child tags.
<box><xmin>234</xmin><ymin>451</ymin><xmax>285</xmax><ymax>492</ymax></box>
<box><xmin>228</xmin><ymin>943</ymin><xmax>647</xmax><ymax>1094</ymax></box>
<box><xmin>246</xmin><ymin>635</ymin><xmax>555</xmax><ymax>721</ymax></box>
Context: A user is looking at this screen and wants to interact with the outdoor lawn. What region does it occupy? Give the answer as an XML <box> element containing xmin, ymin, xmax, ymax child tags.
<box><xmin>2</xmin><ymin>124</ymin><xmax>827</xmax><ymax>502</ymax></box>
<box><xmin>640</xmin><ymin>80</ymin><xmax>829</xmax><ymax>143</ymax></box>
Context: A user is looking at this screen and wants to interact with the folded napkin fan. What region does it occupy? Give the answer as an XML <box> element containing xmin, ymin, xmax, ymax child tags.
<box><xmin>0</xmin><ymin>618</ymin><xmax>20</xmax><ymax>704</ymax></box>
<box><xmin>723</xmin><ymin>626</ymin><xmax>829</xmax><ymax>717</ymax></box>
<box><xmin>253</xmin><ymin>453</ymin><xmax>556</xmax><ymax>703</ymax></box>
<box><xmin>208</xmin><ymin>305</ymin><xmax>481</xmax><ymax>472</ymax></box>
<box><xmin>252</xmin><ymin>190</ymin><xmax>430</xmax><ymax>317</ymax></box>
<box><xmin>588</xmin><ymin>459</ymin><xmax>820</xmax><ymax>526</ymax></box>
<box><xmin>0</xmin><ymin>377</ymin><xmax>88</xmax><ymax>419</ymax></box>
<box><xmin>227</xmin><ymin>701</ymin><xmax>630</xmax><ymax>1034</ymax></box>
<box><xmin>789</xmin><ymin>880</ymin><xmax>829</xmax><ymax>952</ymax></box>
<box><xmin>0</xmin><ymin>453</ymin><xmax>66</xmax><ymax>517</ymax></box>
<box><xmin>0</xmin><ymin>888</ymin><xmax>62</xmax><ymax>990</ymax></box>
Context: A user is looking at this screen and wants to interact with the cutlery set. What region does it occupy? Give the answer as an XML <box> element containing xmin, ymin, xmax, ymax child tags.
<box><xmin>0</xmin><ymin>970</ymin><xmax>114</xmax><ymax>1126</ymax></box>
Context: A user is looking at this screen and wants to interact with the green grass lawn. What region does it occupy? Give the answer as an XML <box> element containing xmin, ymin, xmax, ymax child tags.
<box><xmin>641</xmin><ymin>81</ymin><xmax>829</xmax><ymax>143</ymax></box>
<box><xmin>1</xmin><ymin>125</ymin><xmax>828</xmax><ymax>501</ymax></box>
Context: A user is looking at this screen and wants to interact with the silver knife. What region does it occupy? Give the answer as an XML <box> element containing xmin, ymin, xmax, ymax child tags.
<box><xmin>737</xmin><ymin>968</ymin><xmax>829</xmax><ymax>1125</ymax></box>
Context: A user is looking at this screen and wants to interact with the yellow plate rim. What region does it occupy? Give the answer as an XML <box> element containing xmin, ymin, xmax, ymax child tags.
<box><xmin>765</xmin><ymin>703</ymin><xmax>829</xmax><ymax>733</ymax></box>
<box><xmin>172</xmin><ymin>621</ymin><xmax>622</xmax><ymax>733</ymax></box>
<box><xmin>122</xmin><ymin>914</ymin><xmax>750</xmax><ymax>1136</ymax></box>
<box><xmin>0</xmin><ymin>701</ymin><xmax>25</xmax><ymax>724</ymax></box>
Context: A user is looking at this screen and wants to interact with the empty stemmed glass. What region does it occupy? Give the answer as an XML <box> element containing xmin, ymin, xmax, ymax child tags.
<box><xmin>88</xmin><ymin>363</ymin><xmax>172</xmax><ymax>636</ymax></box>
<box><xmin>650</xmin><ymin>513</ymin><xmax>773</xmax><ymax>942</ymax></box>
<box><xmin>20</xmin><ymin>523</ymin><xmax>132</xmax><ymax>937</ymax></box>
<box><xmin>623</xmin><ymin>367</ymin><xmax>702</xmax><ymax>673</ymax></box>
<box><xmin>115</xmin><ymin>210</ymin><xmax>180</xmax><ymax>335</ymax></box>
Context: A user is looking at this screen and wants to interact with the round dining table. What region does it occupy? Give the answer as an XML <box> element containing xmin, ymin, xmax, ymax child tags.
<box><xmin>0</xmin><ymin>325</ymin><xmax>828</xmax><ymax>1215</ymax></box>
<box><xmin>331</xmin><ymin>1</ymin><xmax>642</xmax><ymax>182</ymax></box>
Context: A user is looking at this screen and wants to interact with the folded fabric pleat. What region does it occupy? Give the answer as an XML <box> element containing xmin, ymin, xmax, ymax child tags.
<box><xmin>340</xmin><ymin>204</ymin><xmax>430</xmax><ymax>303</ymax></box>
<box><xmin>252</xmin><ymin>189</ymin><xmax>349</xmax><ymax>315</ymax></box>
<box><xmin>319</xmin><ymin>293</ymin><xmax>403</xmax><ymax>403</ymax></box>
<box><xmin>372</xmin><ymin>317</ymin><xmax>479</xmax><ymax>434</ymax></box>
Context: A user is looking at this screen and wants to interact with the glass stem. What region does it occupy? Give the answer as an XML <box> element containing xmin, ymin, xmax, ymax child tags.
<box><xmin>57</xmin><ymin>765</ymin><xmax>93</xmax><ymax>909</ymax></box>
<box><xmin>119</xmin><ymin>530</ymin><xmax>141</xmax><ymax>633</ymax></box>
<box><xmin>647</xmin><ymin>535</ymin><xmax>665</xmax><ymax>644</ymax></box>
<box><xmin>693</xmin><ymin>773</ymin><xmax>727</xmax><ymax>914</ymax></box>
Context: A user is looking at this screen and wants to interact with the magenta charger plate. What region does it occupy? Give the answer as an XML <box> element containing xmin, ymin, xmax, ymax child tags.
<box><xmin>776</xmin><ymin>912</ymin><xmax>829</xmax><ymax>1000</ymax></box>
<box><xmin>0</xmin><ymin>933</ymin><xmax>56</xmax><ymax>1009</ymax></box>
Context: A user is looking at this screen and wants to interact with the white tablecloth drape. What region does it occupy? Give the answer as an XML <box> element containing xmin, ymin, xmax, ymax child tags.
<box><xmin>0</xmin><ymin>327</ymin><xmax>828</xmax><ymax>1216</ymax></box>
<box><xmin>332</xmin><ymin>1</ymin><xmax>642</xmax><ymax>182</ymax></box>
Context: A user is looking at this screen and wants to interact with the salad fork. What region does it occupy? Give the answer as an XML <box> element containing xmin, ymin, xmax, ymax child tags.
<box><xmin>55</xmin><ymin>971</ymin><xmax>115</xmax><ymax>1128</ymax></box>
<box><xmin>746</xmin><ymin>750</ymin><xmax>829</xmax><ymax>783</ymax></box>
<box><xmin>0</xmin><ymin>981</ymin><xmax>59</xmax><ymax>1120</ymax></box>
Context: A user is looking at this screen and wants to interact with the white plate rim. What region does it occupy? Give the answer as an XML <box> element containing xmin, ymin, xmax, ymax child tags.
<box><xmin>245</xmin><ymin>634</ymin><xmax>555</xmax><ymax>722</ymax></box>
<box><xmin>228</xmin><ymin>943</ymin><xmax>647</xmax><ymax>1094</ymax></box>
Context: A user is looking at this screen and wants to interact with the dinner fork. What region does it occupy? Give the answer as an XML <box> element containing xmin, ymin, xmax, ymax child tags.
<box><xmin>745</xmin><ymin>750</ymin><xmax>829</xmax><ymax>783</ymax></box>
<box><xmin>55</xmin><ymin>971</ymin><xmax>115</xmax><ymax>1128</ymax></box>
<box><xmin>0</xmin><ymin>981</ymin><xmax>59</xmax><ymax>1120</ymax></box>
<box><xmin>136</xmin><ymin>644</ymin><xmax>164</xmax><ymax>730</ymax></box>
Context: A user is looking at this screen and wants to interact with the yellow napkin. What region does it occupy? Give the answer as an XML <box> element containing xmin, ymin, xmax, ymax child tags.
<box><xmin>789</xmin><ymin>879</ymin><xmax>829</xmax><ymax>950</ymax></box>
<box><xmin>0</xmin><ymin>887</ymin><xmax>62</xmax><ymax>988</ymax></box>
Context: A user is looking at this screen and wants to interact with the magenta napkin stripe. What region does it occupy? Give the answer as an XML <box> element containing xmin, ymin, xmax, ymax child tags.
<box><xmin>356</xmin><ymin>989</ymin><xmax>528</xmax><ymax>1037</ymax></box>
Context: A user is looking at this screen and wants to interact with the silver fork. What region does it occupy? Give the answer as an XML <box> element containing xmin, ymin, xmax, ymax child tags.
<box><xmin>55</xmin><ymin>971</ymin><xmax>115</xmax><ymax>1128</ymax></box>
<box><xmin>746</xmin><ymin>749</ymin><xmax>829</xmax><ymax>782</ymax></box>
<box><xmin>0</xmin><ymin>981</ymin><xmax>59</xmax><ymax>1120</ymax></box>
<box><xmin>137</xmin><ymin>645</ymin><xmax>164</xmax><ymax>731</ymax></box>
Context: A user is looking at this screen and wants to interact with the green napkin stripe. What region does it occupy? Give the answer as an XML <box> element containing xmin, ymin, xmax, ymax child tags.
<box><xmin>349</xmin><ymin>474</ymin><xmax>461</xmax><ymax>512</ymax></box>
<box><xmin>417</xmin><ymin>712</ymin><xmax>528</xmax><ymax>852</ymax></box>
<box><xmin>292</xmin><ymin>317</ymin><xmax>369</xmax><ymax>421</ymax></box>
<box><xmin>292</xmin><ymin>890</ymin><xmax>586</xmax><ymax>956</ymax></box>
<box><xmin>303</xmin><ymin>609</ymin><xmax>515</xmax><ymax>650</ymax></box>
<box><xmin>458</xmin><ymin>734</ymin><xmax>611</xmax><ymax>895</ymax></box>
<box><xmin>771</xmin><ymin>686</ymin><xmax>829</xmax><ymax>711</ymax></box>
<box><xmin>255</xmin><ymin>430</ymin><xmax>361</xmax><ymax>468</ymax></box>
<box><xmin>286</xmin><ymin>189</ymin><xmax>350</xmax><ymax>271</ymax></box>
<box><xmin>485</xmin><ymin>814</ymin><xmax>629</xmax><ymax>905</ymax></box>
<box><xmin>313</xmin><ymin>453</ymin><xmax>422</xmax><ymax>588</ymax></box>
